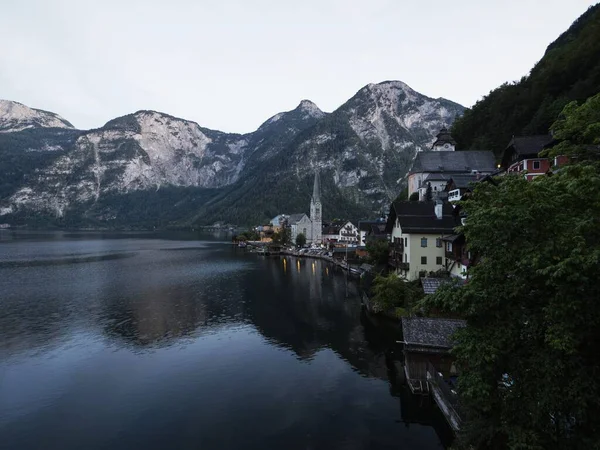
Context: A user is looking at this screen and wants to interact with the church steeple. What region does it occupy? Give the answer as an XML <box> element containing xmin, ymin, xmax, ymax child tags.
<box><xmin>431</xmin><ymin>127</ymin><xmax>456</xmax><ymax>151</ymax></box>
<box><xmin>310</xmin><ymin>171</ymin><xmax>322</xmax><ymax>244</ymax></box>
<box><xmin>312</xmin><ymin>170</ymin><xmax>321</xmax><ymax>203</ymax></box>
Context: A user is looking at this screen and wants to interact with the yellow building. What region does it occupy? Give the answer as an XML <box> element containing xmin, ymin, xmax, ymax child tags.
<box><xmin>386</xmin><ymin>201</ymin><xmax>460</xmax><ymax>281</ymax></box>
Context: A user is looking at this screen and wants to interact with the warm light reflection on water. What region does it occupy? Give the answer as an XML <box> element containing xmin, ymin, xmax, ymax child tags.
<box><xmin>0</xmin><ymin>231</ymin><xmax>452</xmax><ymax>450</ymax></box>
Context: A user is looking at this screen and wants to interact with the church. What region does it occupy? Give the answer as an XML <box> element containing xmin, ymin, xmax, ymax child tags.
<box><xmin>289</xmin><ymin>172</ymin><xmax>322</xmax><ymax>245</ymax></box>
<box><xmin>407</xmin><ymin>128</ymin><xmax>497</xmax><ymax>200</ymax></box>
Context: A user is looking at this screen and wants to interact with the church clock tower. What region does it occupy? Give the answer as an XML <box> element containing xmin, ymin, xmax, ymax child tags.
<box><xmin>310</xmin><ymin>171</ymin><xmax>322</xmax><ymax>244</ymax></box>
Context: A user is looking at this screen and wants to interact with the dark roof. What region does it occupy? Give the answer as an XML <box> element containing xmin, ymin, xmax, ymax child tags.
<box><xmin>446</xmin><ymin>174</ymin><xmax>479</xmax><ymax>190</ymax></box>
<box><xmin>369</xmin><ymin>223</ymin><xmax>387</xmax><ymax>235</ymax></box>
<box><xmin>411</xmin><ymin>151</ymin><xmax>496</xmax><ymax>173</ymax></box>
<box><xmin>501</xmin><ymin>135</ymin><xmax>555</xmax><ymax>169</ymax></box>
<box><xmin>421</xmin><ymin>277</ymin><xmax>450</xmax><ymax>295</ymax></box>
<box><xmin>431</xmin><ymin>128</ymin><xmax>457</xmax><ymax>148</ymax></box>
<box><xmin>323</xmin><ymin>224</ymin><xmax>342</xmax><ymax>234</ymax></box>
<box><xmin>385</xmin><ymin>201</ymin><xmax>460</xmax><ymax>234</ymax></box>
<box><xmin>506</xmin><ymin>135</ymin><xmax>554</xmax><ymax>156</ymax></box>
<box><xmin>402</xmin><ymin>317</ymin><xmax>466</xmax><ymax>351</ymax></box>
<box><xmin>358</xmin><ymin>220</ymin><xmax>380</xmax><ymax>232</ymax></box>
<box><xmin>423</xmin><ymin>173</ymin><xmax>452</xmax><ymax>182</ymax></box>
<box><xmin>288</xmin><ymin>213</ymin><xmax>308</xmax><ymax>224</ymax></box>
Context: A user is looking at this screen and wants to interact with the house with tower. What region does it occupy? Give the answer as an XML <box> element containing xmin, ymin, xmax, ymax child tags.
<box><xmin>407</xmin><ymin>128</ymin><xmax>496</xmax><ymax>200</ymax></box>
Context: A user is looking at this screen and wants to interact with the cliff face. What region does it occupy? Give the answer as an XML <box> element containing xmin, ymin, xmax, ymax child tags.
<box><xmin>0</xmin><ymin>81</ymin><xmax>464</xmax><ymax>227</ymax></box>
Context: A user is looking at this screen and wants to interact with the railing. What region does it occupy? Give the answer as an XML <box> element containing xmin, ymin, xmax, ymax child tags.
<box><xmin>391</xmin><ymin>238</ymin><xmax>404</xmax><ymax>250</ymax></box>
<box><xmin>445</xmin><ymin>251</ymin><xmax>455</xmax><ymax>259</ymax></box>
<box><xmin>426</xmin><ymin>362</ymin><xmax>464</xmax><ymax>429</ymax></box>
<box><xmin>389</xmin><ymin>259</ymin><xmax>409</xmax><ymax>270</ymax></box>
<box><xmin>448</xmin><ymin>189</ymin><xmax>461</xmax><ymax>202</ymax></box>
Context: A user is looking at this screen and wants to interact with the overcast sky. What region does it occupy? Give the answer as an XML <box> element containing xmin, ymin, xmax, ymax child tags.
<box><xmin>1</xmin><ymin>0</ymin><xmax>596</xmax><ymax>132</ymax></box>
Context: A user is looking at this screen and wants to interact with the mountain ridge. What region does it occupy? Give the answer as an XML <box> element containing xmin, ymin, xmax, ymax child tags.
<box><xmin>0</xmin><ymin>81</ymin><xmax>464</xmax><ymax>227</ymax></box>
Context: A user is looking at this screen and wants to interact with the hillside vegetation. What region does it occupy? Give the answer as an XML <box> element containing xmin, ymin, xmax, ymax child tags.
<box><xmin>451</xmin><ymin>4</ymin><xmax>600</xmax><ymax>157</ymax></box>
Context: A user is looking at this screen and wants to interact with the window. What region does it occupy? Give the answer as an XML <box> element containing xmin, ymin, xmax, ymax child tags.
<box><xmin>421</xmin><ymin>256</ymin><xmax>427</xmax><ymax>265</ymax></box>
<box><xmin>447</xmin><ymin>242</ymin><xmax>453</xmax><ymax>252</ymax></box>
<box><xmin>421</xmin><ymin>238</ymin><xmax>428</xmax><ymax>247</ymax></box>
<box><xmin>405</xmin><ymin>254</ymin><xmax>408</xmax><ymax>262</ymax></box>
<box><xmin>533</xmin><ymin>160</ymin><xmax>540</xmax><ymax>170</ymax></box>
<box><xmin>436</xmin><ymin>256</ymin><xmax>442</xmax><ymax>265</ymax></box>
<box><xmin>436</xmin><ymin>238</ymin><xmax>442</xmax><ymax>248</ymax></box>
<box><xmin>404</xmin><ymin>237</ymin><xmax>407</xmax><ymax>247</ymax></box>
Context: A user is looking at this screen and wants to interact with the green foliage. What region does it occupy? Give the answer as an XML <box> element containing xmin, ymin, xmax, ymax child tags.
<box><xmin>422</xmin><ymin>165</ymin><xmax>600</xmax><ymax>448</ymax></box>
<box><xmin>295</xmin><ymin>233</ymin><xmax>306</xmax><ymax>247</ymax></box>
<box><xmin>371</xmin><ymin>274</ymin><xmax>423</xmax><ymax>316</ymax></box>
<box><xmin>545</xmin><ymin>92</ymin><xmax>600</xmax><ymax>161</ymax></box>
<box><xmin>272</xmin><ymin>227</ymin><xmax>291</xmax><ymax>245</ymax></box>
<box><xmin>425</xmin><ymin>182</ymin><xmax>432</xmax><ymax>201</ymax></box>
<box><xmin>409</xmin><ymin>192</ymin><xmax>419</xmax><ymax>201</ymax></box>
<box><xmin>365</xmin><ymin>238</ymin><xmax>389</xmax><ymax>265</ymax></box>
<box><xmin>451</xmin><ymin>4</ymin><xmax>600</xmax><ymax>157</ymax></box>
<box><xmin>235</xmin><ymin>229</ymin><xmax>260</xmax><ymax>241</ymax></box>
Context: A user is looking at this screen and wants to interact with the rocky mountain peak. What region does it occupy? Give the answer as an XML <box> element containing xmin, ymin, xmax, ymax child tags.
<box><xmin>296</xmin><ymin>99</ymin><xmax>325</xmax><ymax>118</ymax></box>
<box><xmin>0</xmin><ymin>99</ymin><xmax>74</xmax><ymax>133</ymax></box>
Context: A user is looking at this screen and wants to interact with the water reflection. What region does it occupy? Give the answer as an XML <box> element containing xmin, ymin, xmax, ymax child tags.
<box><xmin>0</xmin><ymin>233</ymin><xmax>450</xmax><ymax>449</ymax></box>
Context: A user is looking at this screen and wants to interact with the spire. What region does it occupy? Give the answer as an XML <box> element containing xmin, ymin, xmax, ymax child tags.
<box><xmin>432</xmin><ymin>127</ymin><xmax>456</xmax><ymax>149</ymax></box>
<box><xmin>312</xmin><ymin>171</ymin><xmax>321</xmax><ymax>203</ymax></box>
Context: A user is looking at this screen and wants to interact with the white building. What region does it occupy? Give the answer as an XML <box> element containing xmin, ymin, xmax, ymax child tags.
<box><xmin>385</xmin><ymin>200</ymin><xmax>460</xmax><ymax>281</ymax></box>
<box><xmin>408</xmin><ymin>128</ymin><xmax>496</xmax><ymax>200</ymax></box>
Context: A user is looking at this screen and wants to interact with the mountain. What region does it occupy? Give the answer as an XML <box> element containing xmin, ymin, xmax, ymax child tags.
<box><xmin>451</xmin><ymin>4</ymin><xmax>600</xmax><ymax>157</ymax></box>
<box><xmin>0</xmin><ymin>81</ymin><xmax>464</xmax><ymax>228</ymax></box>
<box><xmin>188</xmin><ymin>81</ymin><xmax>464</xmax><ymax>225</ymax></box>
<box><xmin>0</xmin><ymin>100</ymin><xmax>74</xmax><ymax>133</ymax></box>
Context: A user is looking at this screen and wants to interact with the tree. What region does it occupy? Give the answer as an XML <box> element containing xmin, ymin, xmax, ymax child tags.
<box><xmin>295</xmin><ymin>233</ymin><xmax>306</xmax><ymax>247</ymax></box>
<box><xmin>545</xmin><ymin>92</ymin><xmax>600</xmax><ymax>161</ymax></box>
<box><xmin>371</xmin><ymin>274</ymin><xmax>422</xmax><ymax>317</ymax></box>
<box><xmin>425</xmin><ymin>182</ymin><xmax>432</xmax><ymax>201</ymax></box>
<box><xmin>409</xmin><ymin>192</ymin><xmax>419</xmax><ymax>201</ymax></box>
<box><xmin>422</xmin><ymin>97</ymin><xmax>600</xmax><ymax>448</ymax></box>
<box><xmin>272</xmin><ymin>227</ymin><xmax>291</xmax><ymax>245</ymax></box>
<box><xmin>365</xmin><ymin>239</ymin><xmax>389</xmax><ymax>266</ymax></box>
<box><xmin>423</xmin><ymin>166</ymin><xmax>600</xmax><ymax>448</ymax></box>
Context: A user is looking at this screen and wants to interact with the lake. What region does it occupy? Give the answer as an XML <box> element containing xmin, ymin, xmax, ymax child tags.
<box><xmin>0</xmin><ymin>231</ymin><xmax>452</xmax><ymax>449</ymax></box>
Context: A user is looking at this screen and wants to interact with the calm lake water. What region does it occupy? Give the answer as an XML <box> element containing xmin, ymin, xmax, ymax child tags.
<box><xmin>0</xmin><ymin>231</ymin><xmax>451</xmax><ymax>450</ymax></box>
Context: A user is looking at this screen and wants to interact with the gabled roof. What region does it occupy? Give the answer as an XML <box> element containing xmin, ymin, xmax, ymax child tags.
<box><xmin>411</xmin><ymin>151</ymin><xmax>496</xmax><ymax>173</ymax></box>
<box><xmin>423</xmin><ymin>173</ymin><xmax>452</xmax><ymax>182</ymax></box>
<box><xmin>369</xmin><ymin>223</ymin><xmax>387</xmax><ymax>236</ymax></box>
<box><xmin>501</xmin><ymin>135</ymin><xmax>554</xmax><ymax>168</ymax></box>
<box><xmin>385</xmin><ymin>201</ymin><xmax>460</xmax><ymax>234</ymax></box>
<box><xmin>421</xmin><ymin>277</ymin><xmax>450</xmax><ymax>295</ymax></box>
<box><xmin>288</xmin><ymin>213</ymin><xmax>309</xmax><ymax>224</ymax></box>
<box><xmin>446</xmin><ymin>174</ymin><xmax>479</xmax><ymax>190</ymax></box>
<box><xmin>402</xmin><ymin>317</ymin><xmax>466</xmax><ymax>351</ymax></box>
<box><xmin>506</xmin><ymin>135</ymin><xmax>554</xmax><ymax>156</ymax></box>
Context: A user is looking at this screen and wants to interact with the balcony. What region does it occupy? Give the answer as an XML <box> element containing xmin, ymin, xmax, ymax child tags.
<box><xmin>448</xmin><ymin>189</ymin><xmax>461</xmax><ymax>203</ymax></box>
<box><xmin>389</xmin><ymin>259</ymin><xmax>409</xmax><ymax>271</ymax></box>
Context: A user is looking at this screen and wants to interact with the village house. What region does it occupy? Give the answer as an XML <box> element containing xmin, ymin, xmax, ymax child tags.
<box><xmin>501</xmin><ymin>135</ymin><xmax>554</xmax><ymax>180</ymax></box>
<box><xmin>358</xmin><ymin>220</ymin><xmax>386</xmax><ymax>246</ymax></box>
<box><xmin>322</xmin><ymin>220</ymin><xmax>359</xmax><ymax>245</ymax></box>
<box><xmin>408</xmin><ymin>129</ymin><xmax>496</xmax><ymax>200</ymax></box>
<box><xmin>442</xmin><ymin>234</ymin><xmax>470</xmax><ymax>279</ymax></box>
<box><xmin>444</xmin><ymin>173</ymin><xmax>479</xmax><ymax>203</ymax></box>
<box><xmin>385</xmin><ymin>201</ymin><xmax>460</xmax><ymax>281</ymax></box>
<box><xmin>270</xmin><ymin>214</ymin><xmax>289</xmax><ymax>232</ymax></box>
